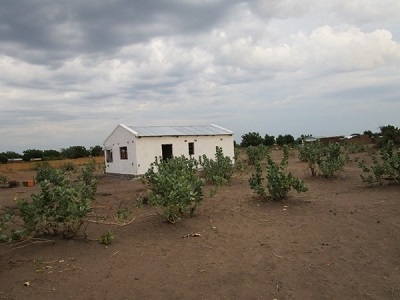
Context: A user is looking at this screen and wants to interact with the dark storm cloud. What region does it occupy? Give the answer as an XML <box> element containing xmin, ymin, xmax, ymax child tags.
<box><xmin>0</xmin><ymin>0</ymin><xmax>238</xmax><ymax>65</ymax></box>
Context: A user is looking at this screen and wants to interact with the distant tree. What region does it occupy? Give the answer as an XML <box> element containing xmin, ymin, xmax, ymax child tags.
<box><xmin>284</xmin><ymin>134</ymin><xmax>295</xmax><ymax>145</ymax></box>
<box><xmin>90</xmin><ymin>145</ymin><xmax>103</xmax><ymax>157</ymax></box>
<box><xmin>264</xmin><ymin>134</ymin><xmax>275</xmax><ymax>146</ymax></box>
<box><xmin>22</xmin><ymin>149</ymin><xmax>44</xmax><ymax>161</ymax></box>
<box><xmin>241</xmin><ymin>132</ymin><xmax>264</xmax><ymax>147</ymax></box>
<box><xmin>3</xmin><ymin>151</ymin><xmax>22</xmax><ymax>159</ymax></box>
<box><xmin>276</xmin><ymin>134</ymin><xmax>295</xmax><ymax>147</ymax></box>
<box><xmin>43</xmin><ymin>149</ymin><xmax>62</xmax><ymax>160</ymax></box>
<box><xmin>0</xmin><ymin>153</ymin><xmax>7</xmax><ymax>164</ymax></box>
<box><xmin>363</xmin><ymin>130</ymin><xmax>374</xmax><ymax>138</ymax></box>
<box><xmin>379</xmin><ymin>125</ymin><xmax>400</xmax><ymax>145</ymax></box>
<box><xmin>61</xmin><ymin>146</ymin><xmax>89</xmax><ymax>159</ymax></box>
<box><xmin>276</xmin><ymin>135</ymin><xmax>285</xmax><ymax>147</ymax></box>
<box><xmin>296</xmin><ymin>134</ymin><xmax>312</xmax><ymax>145</ymax></box>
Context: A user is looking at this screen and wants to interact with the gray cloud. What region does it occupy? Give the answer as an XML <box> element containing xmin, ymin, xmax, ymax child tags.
<box><xmin>0</xmin><ymin>0</ymin><xmax>238</xmax><ymax>65</ymax></box>
<box><xmin>0</xmin><ymin>0</ymin><xmax>399</xmax><ymax>152</ymax></box>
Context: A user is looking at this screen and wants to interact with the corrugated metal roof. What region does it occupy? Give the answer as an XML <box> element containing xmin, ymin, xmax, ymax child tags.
<box><xmin>125</xmin><ymin>124</ymin><xmax>233</xmax><ymax>137</ymax></box>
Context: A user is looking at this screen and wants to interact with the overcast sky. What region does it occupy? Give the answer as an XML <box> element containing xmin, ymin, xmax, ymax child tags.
<box><xmin>1</xmin><ymin>0</ymin><xmax>399</xmax><ymax>153</ymax></box>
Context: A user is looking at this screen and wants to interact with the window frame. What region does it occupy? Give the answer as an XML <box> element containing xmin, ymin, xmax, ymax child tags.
<box><xmin>106</xmin><ymin>149</ymin><xmax>113</xmax><ymax>163</ymax></box>
<box><xmin>119</xmin><ymin>146</ymin><xmax>128</xmax><ymax>160</ymax></box>
<box><xmin>188</xmin><ymin>142</ymin><xmax>195</xmax><ymax>156</ymax></box>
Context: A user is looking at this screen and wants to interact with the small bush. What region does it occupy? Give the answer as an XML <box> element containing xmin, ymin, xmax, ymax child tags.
<box><xmin>62</xmin><ymin>162</ymin><xmax>76</xmax><ymax>172</ymax></box>
<box><xmin>115</xmin><ymin>206</ymin><xmax>133</xmax><ymax>223</ymax></box>
<box><xmin>99</xmin><ymin>230</ymin><xmax>115</xmax><ymax>245</ymax></box>
<box><xmin>299</xmin><ymin>141</ymin><xmax>347</xmax><ymax>177</ymax></box>
<box><xmin>249</xmin><ymin>146</ymin><xmax>308</xmax><ymax>201</ymax></box>
<box><xmin>199</xmin><ymin>146</ymin><xmax>234</xmax><ymax>185</ymax></box>
<box><xmin>246</xmin><ymin>144</ymin><xmax>270</xmax><ymax>165</ymax></box>
<box><xmin>0</xmin><ymin>175</ymin><xmax>9</xmax><ymax>188</ymax></box>
<box><xmin>343</xmin><ymin>142</ymin><xmax>367</xmax><ymax>154</ymax></box>
<box><xmin>17</xmin><ymin>174</ymin><xmax>92</xmax><ymax>238</ymax></box>
<box><xmin>298</xmin><ymin>141</ymin><xmax>324</xmax><ymax>177</ymax></box>
<box><xmin>78</xmin><ymin>158</ymin><xmax>98</xmax><ymax>200</ymax></box>
<box><xmin>0</xmin><ymin>211</ymin><xmax>15</xmax><ymax>242</ymax></box>
<box><xmin>14</xmin><ymin>160</ymin><xmax>97</xmax><ymax>239</ymax></box>
<box><xmin>36</xmin><ymin>166</ymin><xmax>59</xmax><ymax>184</ymax></box>
<box><xmin>319</xmin><ymin>143</ymin><xmax>347</xmax><ymax>177</ymax></box>
<box><xmin>359</xmin><ymin>140</ymin><xmax>400</xmax><ymax>185</ymax></box>
<box><xmin>143</xmin><ymin>156</ymin><xmax>204</xmax><ymax>224</ymax></box>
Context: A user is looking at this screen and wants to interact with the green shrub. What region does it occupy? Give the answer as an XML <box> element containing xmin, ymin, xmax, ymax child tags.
<box><xmin>199</xmin><ymin>146</ymin><xmax>234</xmax><ymax>185</ymax></box>
<box><xmin>0</xmin><ymin>160</ymin><xmax>98</xmax><ymax>242</ymax></box>
<box><xmin>343</xmin><ymin>142</ymin><xmax>367</xmax><ymax>154</ymax></box>
<box><xmin>17</xmin><ymin>172</ymin><xmax>92</xmax><ymax>238</ymax></box>
<box><xmin>359</xmin><ymin>140</ymin><xmax>400</xmax><ymax>185</ymax></box>
<box><xmin>62</xmin><ymin>162</ymin><xmax>76</xmax><ymax>172</ymax></box>
<box><xmin>78</xmin><ymin>158</ymin><xmax>98</xmax><ymax>200</ymax></box>
<box><xmin>115</xmin><ymin>206</ymin><xmax>133</xmax><ymax>223</ymax></box>
<box><xmin>298</xmin><ymin>141</ymin><xmax>324</xmax><ymax>176</ymax></box>
<box><xmin>249</xmin><ymin>146</ymin><xmax>308</xmax><ymax>201</ymax></box>
<box><xmin>319</xmin><ymin>143</ymin><xmax>347</xmax><ymax>177</ymax></box>
<box><xmin>99</xmin><ymin>230</ymin><xmax>115</xmax><ymax>245</ymax></box>
<box><xmin>36</xmin><ymin>166</ymin><xmax>59</xmax><ymax>184</ymax></box>
<box><xmin>143</xmin><ymin>156</ymin><xmax>204</xmax><ymax>223</ymax></box>
<box><xmin>234</xmin><ymin>147</ymin><xmax>240</xmax><ymax>161</ymax></box>
<box><xmin>248</xmin><ymin>160</ymin><xmax>266</xmax><ymax>198</ymax></box>
<box><xmin>14</xmin><ymin>160</ymin><xmax>97</xmax><ymax>239</ymax></box>
<box><xmin>0</xmin><ymin>211</ymin><xmax>16</xmax><ymax>242</ymax></box>
<box><xmin>0</xmin><ymin>175</ymin><xmax>9</xmax><ymax>188</ymax></box>
<box><xmin>299</xmin><ymin>141</ymin><xmax>347</xmax><ymax>177</ymax></box>
<box><xmin>246</xmin><ymin>144</ymin><xmax>270</xmax><ymax>165</ymax></box>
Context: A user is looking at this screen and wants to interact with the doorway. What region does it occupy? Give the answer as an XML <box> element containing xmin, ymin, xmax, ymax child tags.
<box><xmin>162</xmin><ymin>144</ymin><xmax>173</xmax><ymax>160</ymax></box>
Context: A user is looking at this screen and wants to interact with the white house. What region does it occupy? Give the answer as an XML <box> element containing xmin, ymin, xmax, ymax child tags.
<box><xmin>103</xmin><ymin>124</ymin><xmax>235</xmax><ymax>176</ymax></box>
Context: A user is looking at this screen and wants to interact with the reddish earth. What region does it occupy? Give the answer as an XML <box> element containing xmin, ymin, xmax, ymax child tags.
<box><xmin>0</xmin><ymin>149</ymin><xmax>399</xmax><ymax>299</ymax></box>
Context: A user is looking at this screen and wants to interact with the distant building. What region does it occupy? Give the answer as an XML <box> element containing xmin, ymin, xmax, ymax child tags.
<box><xmin>103</xmin><ymin>124</ymin><xmax>235</xmax><ymax>176</ymax></box>
<box><xmin>7</xmin><ymin>158</ymin><xmax>23</xmax><ymax>163</ymax></box>
<box><xmin>303</xmin><ymin>136</ymin><xmax>323</xmax><ymax>143</ymax></box>
<box><xmin>340</xmin><ymin>134</ymin><xmax>373</xmax><ymax>144</ymax></box>
<box><xmin>303</xmin><ymin>134</ymin><xmax>372</xmax><ymax>145</ymax></box>
<box><xmin>29</xmin><ymin>158</ymin><xmax>42</xmax><ymax>162</ymax></box>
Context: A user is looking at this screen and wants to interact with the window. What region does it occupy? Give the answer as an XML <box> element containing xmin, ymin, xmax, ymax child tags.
<box><xmin>188</xmin><ymin>142</ymin><xmax>194</xmax><ymax>156</ymax></box>
<box><xmin>106</xmin><ymin>149</ymin><xmax>113</xmax><ymax>163</ymax></box>
<box><xmin>120</xmin><ymin>146</ymin><xmax>128</xmax><ymax>160</ymax></box>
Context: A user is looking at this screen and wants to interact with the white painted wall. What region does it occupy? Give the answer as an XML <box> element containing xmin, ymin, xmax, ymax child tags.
<box><xmin>103</xmin><ymin>125</ymin><xmax>137</xmax><ymax>175</ymax></box>
<box><xmin>104</xmin><ymin>125</ymin><xmax>235</xmax><ymax>176</ymax></box>
<box><xmin>135</xmin><ymin>134</ymin><xmax>235</xmax><ymax>175</ymax></box>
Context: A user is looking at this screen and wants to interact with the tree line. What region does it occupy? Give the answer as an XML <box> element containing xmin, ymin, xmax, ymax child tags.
<box><xmin>0</xmin><ymin>145</ymin><xmax>103</xmax><ymax>164</ymax></box>
<box><xmin>238</xmin><ymin>125</ymin><xmax>400</xmax><ymax>148</ymax></box>
<box><xmin>1</xmin><ymin>125</ymin><xmax>398</xmax><ymax>164</ymax></box>
<box><xmin>240</xmin><ymin>132</ymin><xmax>297</xmax><ymax>147</ymax></box>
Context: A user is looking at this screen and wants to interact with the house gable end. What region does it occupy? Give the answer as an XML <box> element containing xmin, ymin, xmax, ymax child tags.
<box><xmin>104</xmin><ymin>124</ymin><xmax>137</xmax><ymax>146</ymax></box>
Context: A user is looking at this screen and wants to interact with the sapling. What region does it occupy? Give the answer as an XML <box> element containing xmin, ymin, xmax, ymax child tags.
<box><xmin>199</xmin><ymin>146</ymin><xmax>234</xmax><ymax>185</ymax></box>
<box><xmin>359</xmin><ymin>140</ymin><xmax>400</xmax><ymax>185</ymax></box>
<box><xmin>249</xmin><ymin>146</ymin><xmax>308</xmax><ymax>201</ymax></box>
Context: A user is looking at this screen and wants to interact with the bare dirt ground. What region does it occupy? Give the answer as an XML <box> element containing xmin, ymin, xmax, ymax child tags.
<box><xmin>0</xmin><ymin>149</ymin><xmax>399</xmax><ymax>299</ymax></box>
